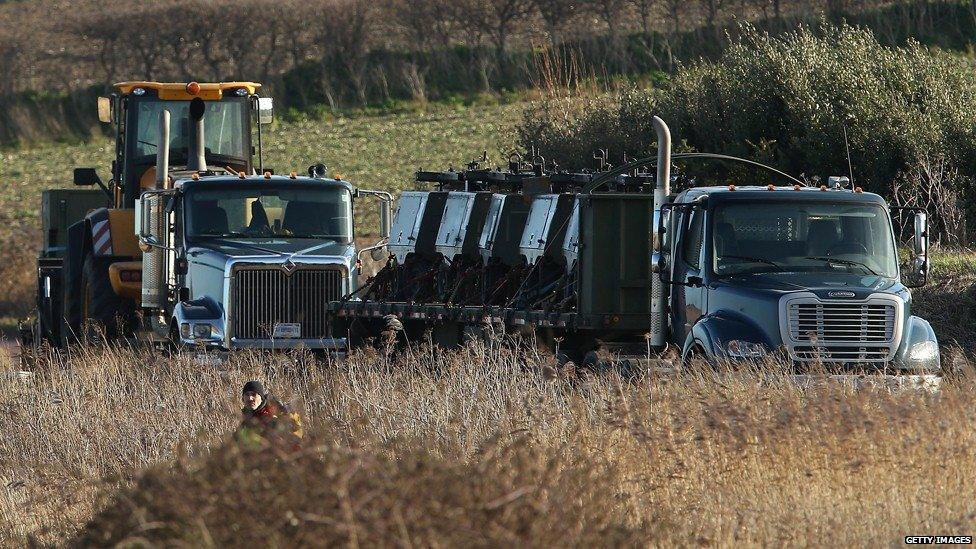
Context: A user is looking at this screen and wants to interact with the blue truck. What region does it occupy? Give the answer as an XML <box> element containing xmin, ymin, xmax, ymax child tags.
<box><xmin>333</xmin><ymin>117</ymin><xmax>939</xmax><ymax>382</ymax></box>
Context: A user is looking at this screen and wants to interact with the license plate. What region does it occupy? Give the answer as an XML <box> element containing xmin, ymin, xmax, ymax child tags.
<box><xmin>273</xmin><ymin>323</ymin><xmax>301</xmax><ymax>338</ymax></box>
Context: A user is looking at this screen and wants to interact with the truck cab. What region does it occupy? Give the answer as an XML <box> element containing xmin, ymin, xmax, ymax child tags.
<box><xmin>137</xmin><ymin>174</ymin><xmax>369</xmax><ymax>350</ymax></box>
<box><xmin>662</xmin><ymin>185</ymin><xmax>939</xmax><ymax>373</ymax></box>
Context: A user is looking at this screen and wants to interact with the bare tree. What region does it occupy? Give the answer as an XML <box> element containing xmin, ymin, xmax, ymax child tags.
<box><xmin>457</xmin><ymin>0</ymin><xmax>533</xmax><ymax>57</ymax></box>
<box><xmin>658</xmin><ymin>0</ymin><xmax>687</xmax><ymax>34</ymax></box>
<box><xmin>697</xmin><ymin>0</ymin><xmax>732</xmax><ymax>41</ymax></box>
<box><xmin>0</xmin><ymin>30</ymin><xmax>23</xmax><ymax>96</ymax></box>
<box><xmin>157</xmin><ymin>4</ymin><xmax>198</xmax><ymax>79</ymax></box>
<box><xmin>384</xmin><ymin>0</ymin><xmax>455</xmax><ymax>51</ymax></box>
<box><xmin>278</xmin><ymin>0</ymin><xmax>319</xmax><ymax>69</ymax></box>
<box><xmin>316</xmin><ymin>0</ymin><xmax>377</xmax><ymax>105</ymax></box>
<box><xmin>532</xmin><ymin>0</ymin><xmax>579</xmax><ymax>46</ymax></box>
<box><xmin>585</xmin><ymin>0</ymin><xmax>630</xmax><ymax>41</ymax></box>
<box><xmin>119</xmin><ymin>8</ymin><xmax>165</xmax><ymax>80</ymax></box>
<box><xmin>630</xmin><ymin>0</ymin><xmax>654</xmax><ymax>34</ymax></box>
<box><xmin>69</xmin><ymin>11</ymin><xmax>124</xmax><ymax>84</ymax></box>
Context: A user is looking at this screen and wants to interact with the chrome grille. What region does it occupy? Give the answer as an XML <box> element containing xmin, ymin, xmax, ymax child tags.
<box><xmin>231</xmin><ymin>266</ymin><xmax>343</xmax><ymax>340</ymax></box>
<box><xmin>789</xmin><ymin>303</ymin><xmax>895</xmax><ymax>343</ymax></box>
<box><xmin>782</xmin><ymin>296</ymin><xmax>900</xmax><ymax>363</ymax></box>
<box><xmin>792</xmin><ymin>346</ymin><xmax>893</xmax><ymax>362</ymax></box>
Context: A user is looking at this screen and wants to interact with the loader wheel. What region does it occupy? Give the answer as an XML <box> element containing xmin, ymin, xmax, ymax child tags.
<box><xmin>80</xmin><ymin>255</ymin><xmax>137</xmax><ymax>342</ymax></box>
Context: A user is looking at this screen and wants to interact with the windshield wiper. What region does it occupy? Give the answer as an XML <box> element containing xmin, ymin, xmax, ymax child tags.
<box><xmin>282</xmin><ymin>234</ymin><xmax>341</xmax><ymax>239</ymax></box>
<box><xmin>720</xmin><ymin>255</ymin><xmax>783</xmax><ymax>269</ymax></box>
<box><xmin>804</xmin><ymin>256</ymin><xmax>879</xmax><ymax>276</ymax></box>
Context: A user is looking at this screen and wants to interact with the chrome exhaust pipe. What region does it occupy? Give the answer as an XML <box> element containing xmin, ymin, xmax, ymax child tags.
<box><xmin>187</xmin><ymin>97</ymin><xmax>207</xmax><ymax>172</ymax></box>
<box><xmin>650</xmin><ymin>115</ymin><xmax>671</xmax><ymax>348</ymax></box>
<box><xmin>155</xmin><ymin>109</ymin><xmax>170</xmax><ymax>189</ymax></box>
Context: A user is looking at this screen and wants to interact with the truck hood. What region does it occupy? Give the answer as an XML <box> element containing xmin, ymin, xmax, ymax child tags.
<box><xmin>187</xmin><ymin>238</ymin><xmax>353</xmax><ymax>258</ymax></box>
<box><xmin>719</xmin><ymin>271</ymin><xmax>902</xmax><ymax>298</ymax></box>
<box><xmin>186</xmin><ymin>238</ymin><xmax>357</xmax><ymax>277</ymax></box>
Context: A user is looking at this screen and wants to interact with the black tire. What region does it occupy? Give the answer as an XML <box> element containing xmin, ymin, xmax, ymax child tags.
<box><xmin>683</xmin><ymin>344</ymin><xmax>712</xmax><ymax>370</ymax></box>
<box><xmin>80</xmin><ymin>255</ymin><xmax>137</xmax><ymax>342</ymax></box>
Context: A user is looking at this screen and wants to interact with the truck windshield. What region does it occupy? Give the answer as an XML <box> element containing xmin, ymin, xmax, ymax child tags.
<box><xmin>712</xmin><ymin>202</ymin><xmax>898</xmax><ymax>278</ymax></box>
<box><xmin>132</xmin><ymin>100</ymin><xmax>246</xmax><ymax>159</ymax></box>
<box><xmin>185</xmin><ymin>184</ymin><xmax>353</xmax><ymax>241</ymax></box>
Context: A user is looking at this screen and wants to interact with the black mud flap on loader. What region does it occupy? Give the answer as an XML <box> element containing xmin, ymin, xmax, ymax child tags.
<box><xmin>34</xmin><ymin>257</ymin><xmax>65</xmax><ymax>347</ymax></box>
<box><xmin>61</xmin><ymin>219</ymin><xmax>91</xmax><ymax>345</ymax></box>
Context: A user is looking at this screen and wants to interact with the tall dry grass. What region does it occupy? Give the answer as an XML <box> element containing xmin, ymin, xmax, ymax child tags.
<box><xmin>2</xmin><ymin>337</ymin><xmax>976</xmax><ymax>546</ymax></box>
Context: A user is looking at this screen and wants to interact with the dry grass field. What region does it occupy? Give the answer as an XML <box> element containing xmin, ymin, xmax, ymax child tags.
<box><xmin>4</xmin><ymin>98</ymin><xmax>976</xmax><ymax>546</ymax></box>
<box><xmin>3</xmin><ymin>339</ymin><xmax>976</xmax><ymax>546</ymax></box>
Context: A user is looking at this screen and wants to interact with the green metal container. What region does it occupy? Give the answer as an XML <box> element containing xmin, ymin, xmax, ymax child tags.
<box><xmin>578</xmin><ymin>193</ymin><xmax>653</xmax><ymax>330</ymax></box>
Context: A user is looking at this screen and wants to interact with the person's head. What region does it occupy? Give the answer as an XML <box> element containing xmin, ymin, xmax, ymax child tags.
<box><xmin>242</xmin><ymin>380</ymin><xmax>266</xmax><ymax>411</ymax></box>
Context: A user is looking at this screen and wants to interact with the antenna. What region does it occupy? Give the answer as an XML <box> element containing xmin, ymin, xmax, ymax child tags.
<box><xmin>842</xmin><ymin>123</ymin><xmax>855</xmax><ymax>191</ymax></box>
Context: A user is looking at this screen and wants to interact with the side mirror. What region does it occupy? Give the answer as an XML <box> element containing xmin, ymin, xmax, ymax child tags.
<box><xmin>651</xmin><ymin>251</ymin><xmax>662</xmax><ymax>274</ymax></box>
<box><xmin>73</xmin><ymin>168</ymin><xmax>101</xmax><ymax>186</ymax></box>
<box><xmin>913</xmin><ymin>212</ymin><xmax>928</xmax><ymax>256</ymax></box>
<box><xmin>358</xmin><ymin>189</ymin><xmax>394</xmax><ymax>239</ymax></box>
<box><xmin>137</xmin><ymin>191</ymin><xmax>176</xmax><ymax>249</ymax></box>
<box><xmin>910</xmin><ymin>211</ymin><xmax>929</xmax><ymax>286</ymax></box>
<box><xmin>97</xmin><ymin>96</ymin><xmax>113</xmax><ymax>124</ymax></box>
<box><xmin>257</xmin><ymin>97</ymin><xmax>274</xmax><ymax>124</ymax></box>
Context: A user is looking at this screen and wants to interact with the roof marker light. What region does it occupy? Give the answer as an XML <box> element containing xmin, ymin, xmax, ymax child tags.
<box><xmin>767</xmin><ymin>184</ymin><xmax>775</xmax><ymax>191</ymax></box>
<box><xmin>793</xmin><ymin>184</ymin><xmax>801</xmax><ymax>191</ymax></box>
<box><xmin>132</xmin><ymin>87</ymin><xmax>146</xmax><ymax>96</ymax></box>
<box><xmin>238</xmin><ymin>171</ymin><xmax>246</xmax><ymax>179</ymax></box>
<box><xmin>186</xmin><ymin>82</ymin><xmax>201</xmax><ymax>95</ymax></box>
<box><xmin>191</xmin><ymin>173</ymin><xmax>200</xmax><ymax>180</ymax></box>
<box><xmin>820</xmin><ymin>185</ymin><xmax>828</xmax><ymax>192</ymax></box>
<box><xmin>264</xmin><ymin>171</ymin><xmax>272</xmax><ymax>179</ymax></box>
<box><xmin>854</xmin><ymin>187</ymin><xmax>863</xmax><ymax>193</ymax></box>
<box><xmin>235</xmin><ymin>88</ymin><xmax>249</xmax><ymax>96</ymax></box>
<box><xmin>728</xmin><ymin>184</ymin><xmax>737</xmax><ymax>191</ymax></box>
<box><xmin>289</xmin><ymin>171</ymin><xmax>298</xmax><ymax>179</ymax></box>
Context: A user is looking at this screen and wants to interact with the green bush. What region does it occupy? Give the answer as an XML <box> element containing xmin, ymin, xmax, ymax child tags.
<box><xmin>519</xmin><ymin>25</ymin><xmax>976</xmax><ymax>241</ymax></box>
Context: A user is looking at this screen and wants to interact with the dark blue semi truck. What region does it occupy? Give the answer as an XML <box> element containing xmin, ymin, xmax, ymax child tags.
<box><xmin>333</xmin><ymin>117</ymin><xmax>939</xmax><ymax>382</ymax></box>
<box><xmin>662</xmin><ymin>185</ymin><xmax>938</xmax><ymax>372</ymax></box>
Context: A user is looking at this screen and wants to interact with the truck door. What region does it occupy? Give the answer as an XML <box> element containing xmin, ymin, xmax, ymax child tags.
<box><xmin>671</xmin><ymin>208</ymin><xmax>707</xmax><ymax>345</ymax></box>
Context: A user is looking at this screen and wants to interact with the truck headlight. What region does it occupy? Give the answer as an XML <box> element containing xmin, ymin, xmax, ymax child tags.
<box><xmin>192</xmin><ymin>323</ymin><xmax>213</xmax><ymax>339</ymax></box>
<box><xmin>180</xmin><ymin>323</ymin><xmax>191</xmax><ymax>339</ymax></box>
<box><xmin>908</xmin><ymin>340</ymin><xmax>940</xmax><ymax>369</ymax></box>
<box><xmin>725</xmin><ymin>340</ymin><xmax>766</xmax><ymax>359</ymax></box>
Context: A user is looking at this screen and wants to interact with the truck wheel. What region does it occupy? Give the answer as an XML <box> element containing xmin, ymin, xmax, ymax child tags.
<box><xmin>683</xmin><ymin>344</ymin><xmax>712</xmax><ymax>370</ymax></box>
<box><xmin>81</xmin><ymin>256</ymin><xmax>136</xmax><ymax>342</ymax></box>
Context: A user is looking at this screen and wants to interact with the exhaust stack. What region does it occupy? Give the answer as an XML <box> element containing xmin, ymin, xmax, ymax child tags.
<box><xmin>155</xmin><ymin>109</ymin><xmax>170</xmax><ymax>188</ymax></box>
<box><xmin>142</xmin><ymin>109</ymin><xmax>171</xmax><ymax>309</ymax></box>
<box><xmin>650</xmin><ymin>115</ymin><xmax>671</xmax><ymax>348</ymax></box>
<box><xmin>187</xmin><ymin>97</ymin><xmax>207</xmax><ymax>172</ymax></box>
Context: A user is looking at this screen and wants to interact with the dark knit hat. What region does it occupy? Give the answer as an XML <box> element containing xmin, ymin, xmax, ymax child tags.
<box><xmin>242</xmin><ymin>380</ymin><xmax>266</xmax><ymax>397</ymax></box>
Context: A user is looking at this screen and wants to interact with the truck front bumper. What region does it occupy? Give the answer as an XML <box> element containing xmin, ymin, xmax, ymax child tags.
<box><xmin>225</xmin><ymin>337</ymin><xmax>348</xmax><ymax>351</ymax></box>
<box><xmin>785</xmin><ymin>373</ymin><xmax>941</xmax><ymax>393</ymax></box>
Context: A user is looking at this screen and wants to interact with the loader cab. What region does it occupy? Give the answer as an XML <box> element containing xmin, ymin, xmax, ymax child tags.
<box><xmin>99</xmin><ymin>82</ymin><xmax>265</xmax><ymax>209</ymax></box>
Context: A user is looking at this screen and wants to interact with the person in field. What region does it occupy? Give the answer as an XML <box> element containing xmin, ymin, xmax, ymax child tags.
<box><xmin>238</xmin><ymin>380</ymin><xmax>303</xmax><ymax>448</ymax></box>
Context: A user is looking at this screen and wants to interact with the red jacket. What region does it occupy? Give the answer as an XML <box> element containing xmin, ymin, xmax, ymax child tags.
<box><xmin>240</xmin><ymin>396</ymin><xmax>303</xmax><ymax>441</ymax></box>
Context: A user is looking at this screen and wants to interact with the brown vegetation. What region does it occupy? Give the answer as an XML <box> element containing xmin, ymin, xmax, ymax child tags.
<box><xmin>3</xmin><ymin>337</ymin><xmax>976</xmax><ymax>545</ymax></box>
<box><xmin>0</xmin><ymin>0</ymin><xmax>968</xmax><ymax>99</ymax></box>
